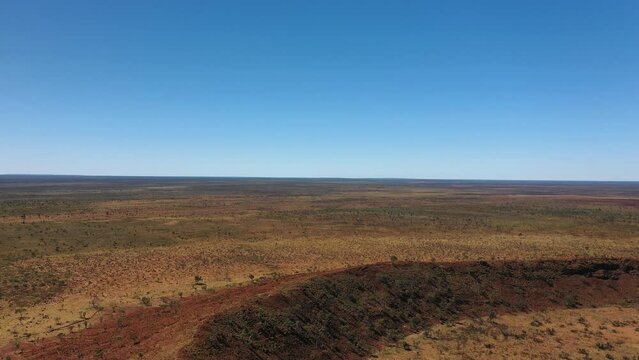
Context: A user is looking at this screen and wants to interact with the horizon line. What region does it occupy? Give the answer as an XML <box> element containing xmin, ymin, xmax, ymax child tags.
<box><xmin>1</xmin><ymin>173</ymin><xmax>638</xmax><ymax>183</ymax></box>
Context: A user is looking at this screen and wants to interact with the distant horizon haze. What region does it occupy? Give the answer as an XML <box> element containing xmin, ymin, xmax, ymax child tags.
<box><xmin>1</xmin><ymin>174</ymin><xmax>638</xmax><ymax>183</ymax></box>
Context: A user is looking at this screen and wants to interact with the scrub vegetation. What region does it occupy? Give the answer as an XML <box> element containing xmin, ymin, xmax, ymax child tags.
<box><xmin>0</xmin><ymin>176</ymin><xmax>638</xmax><ymax>359</ymax></box>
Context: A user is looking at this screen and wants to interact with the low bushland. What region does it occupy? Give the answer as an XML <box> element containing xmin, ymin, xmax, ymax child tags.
<box><xmin>182</xmin><ymin>259</ymin><xmax>639</xmax><ymax>360</ymax></box>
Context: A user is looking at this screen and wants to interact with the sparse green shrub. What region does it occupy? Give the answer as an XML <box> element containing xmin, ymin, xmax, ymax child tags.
<box><xmin>595</xmin><ymin>342</ymin><xmax>614</xmax><ymax>350</ymax></box>
<box><xmin>402</xmin><ymin>341</ymin><xmax>411</xmax><ymax>351</ymax></box>
<box><xmin>563</xmin><ymin>294</ymin><xmax>577</xmax><ymax>308</ymax></box>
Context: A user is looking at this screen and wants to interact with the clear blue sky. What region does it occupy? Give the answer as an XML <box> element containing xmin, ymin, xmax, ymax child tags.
<box><xmin>1</xmin><ymin>1</ymin><xmax>638</xmax><ymax>180</ymax></box>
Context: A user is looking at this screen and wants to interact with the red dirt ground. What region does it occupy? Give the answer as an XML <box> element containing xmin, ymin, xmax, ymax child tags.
<box><xmin>181</xmin><ymin>259</ymin><xmax>639</xmax><ymax>360</ymax></box>
<box><xmin>1</xmin><ymin>272</ymin><xmax>323</xmax><ymax>360</ymax></box>
<box><xmin>3</xmin><ymin>259</ymin><xmax>638</xmax><ymax>360</ymax></box>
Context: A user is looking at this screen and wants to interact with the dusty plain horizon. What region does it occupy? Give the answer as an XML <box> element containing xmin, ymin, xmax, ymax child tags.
<box><xmin>0</xmin><ymin>176</ymin><xmax>638</xmax><ymax>359</ymax></box>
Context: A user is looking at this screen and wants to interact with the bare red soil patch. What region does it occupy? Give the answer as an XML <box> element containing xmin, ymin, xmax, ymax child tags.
<box><xmin>3</xmin><ymin>259</ymin><xmax>638</xmax><ymax>360</ymax></box>
<box><xmin>1</xmin><ymin>272</ymin><xmax>321</xmax><ymax>360</ymax></box>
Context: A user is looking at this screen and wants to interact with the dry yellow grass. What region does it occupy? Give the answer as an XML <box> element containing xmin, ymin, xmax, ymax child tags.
<box><xmin>1</xmin><ymin>178</ymin><xmax>638</xmax><ymax>348</ymax></box>
<box><xmin>372</xmin><ymin>306</ymin><xmax>639</xmax><ymax>359</ymax></box>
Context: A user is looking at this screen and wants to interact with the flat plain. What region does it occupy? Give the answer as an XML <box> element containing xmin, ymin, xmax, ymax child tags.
<box><xmin>0</xmin><ymin>176</ymin><xmax>638</xmax><ymax>359</ymax></box>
